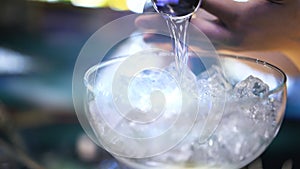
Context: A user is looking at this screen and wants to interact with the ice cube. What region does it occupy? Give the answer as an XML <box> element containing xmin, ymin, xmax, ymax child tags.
<box><xmin>212</xmin><ymin>108</ymin><xmax>261</xmax><ymax>162</ymax></box>
<box><xmin>197</xmin><ymin>65</ymin><xmax>232</xmax><ymax>97</ymax></box>
<box><xmin>233</xmin><ymin>75</ymin><xmax>269</xmax><ymax>98</ymax></box>
<box><xmin>243</xmin><ymin>98</ymin><xmax>279</xmax><ymax>139</ymax></box>
<box><xmin>190</xmin><ymin>89</ymin><xmax>279</xmax><ymax>166</ymax></box>
<box><xmin>151</xmin><ymin>143</ymin><xmax>193</xmax><ymax>163</ymax></box>
<box><xmin>90</xmin><ymin>61</ymin><xmax>281</xmax><ymax>168</ymax></box>
<box><xmin>165</xmin><ymin>62</ymin><xmax>197</xmax><ymax>87</ymax></box>
<box><xmin>164</xmin><ymin>62</ymin><xmax>202</xmax><ymax>103</ymax></box>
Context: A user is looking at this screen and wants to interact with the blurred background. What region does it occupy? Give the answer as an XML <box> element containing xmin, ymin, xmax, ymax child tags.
<box><xmin>0</xmin><ymin>0</ymin><xmax>299</xmax><ymax>169</ymax></box>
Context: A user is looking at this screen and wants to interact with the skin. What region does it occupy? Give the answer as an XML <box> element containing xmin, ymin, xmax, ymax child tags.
<box><xmin>193</xmin><ymin>0</ymin><xmax>300</xmax><ymax>52</ymax></box>
<box><xmin>136</xmin><ymin>0</ymin><xmax>300</xmax><ymax>70</ymax></box>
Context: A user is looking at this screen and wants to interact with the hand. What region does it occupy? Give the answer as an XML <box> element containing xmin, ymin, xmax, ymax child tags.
<box><xmin>193</xmin><ymin>0</ymin><xmax>300</xmax><ymax>52</ymax></box>
<box><xmin>136</xmin><ymin>0</ymin><xmax>300</xmax><ymax>69</ymax></box>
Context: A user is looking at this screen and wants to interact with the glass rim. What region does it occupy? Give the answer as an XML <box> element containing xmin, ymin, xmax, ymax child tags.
<box><xmin>84</xmin><ymin>52</ymin><xmax>287</xmax><ymax>96</ymax></box>
<box><xmin>219</xmin><ymin>53</ymin><xmax>287</xmax><ymax>95</ymax></box>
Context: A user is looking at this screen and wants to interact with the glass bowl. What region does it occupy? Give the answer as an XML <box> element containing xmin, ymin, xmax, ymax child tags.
<box><xmin>81</xmin><ymin>50</ymin><xmax>286</xmax><ymax>169</ymax></box>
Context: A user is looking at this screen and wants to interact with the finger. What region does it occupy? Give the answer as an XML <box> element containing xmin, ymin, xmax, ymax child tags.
<box><xmin>190</xmin><ymin>16</ymin><xmax>233</xmax><ymax>46</ymax></box>
<box><xmin>194</xmin><ymin>8</ymin><xmax>218</xmax><ymax>21</ymax></box>
<box><xmin>201</xmin><ymin>0</ymin><xmax>239</xmax><ymax>23</ymax></box>
<box><xmin>135</xmin><ymin>14</ymin><xmax>167</xmax><ymax>30</ymax></box>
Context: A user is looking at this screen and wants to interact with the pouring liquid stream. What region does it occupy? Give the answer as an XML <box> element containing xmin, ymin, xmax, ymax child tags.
<box><xmin>151</xmin><ymin>0</ymin><xmax>202</xmax><ymax>79</ymax></box>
